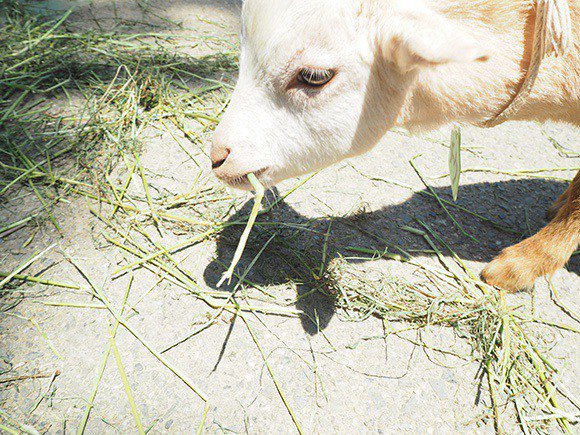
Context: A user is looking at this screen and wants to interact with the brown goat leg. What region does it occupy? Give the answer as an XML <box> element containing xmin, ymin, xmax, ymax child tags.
<box><xmin>546</xmin><ymin>186</ymin><xmax>570</xmax><ymax>221</ymax></box>
<box><xmin>482</xmin><ymin>171</ymin><xmax>580</xmax><ymax>292</ymax></box>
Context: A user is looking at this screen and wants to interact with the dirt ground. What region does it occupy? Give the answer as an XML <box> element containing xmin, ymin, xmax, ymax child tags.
<box><xmin>1</xmin><ymin>1</ymin><xmax>579</xmax><ymax>434</ymax></box>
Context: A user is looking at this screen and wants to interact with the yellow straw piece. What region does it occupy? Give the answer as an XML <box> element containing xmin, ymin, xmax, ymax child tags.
<box><xmin>217</xmin><ymin>173</ymin><xmax>265</xmax><ymax>287</ymax></box>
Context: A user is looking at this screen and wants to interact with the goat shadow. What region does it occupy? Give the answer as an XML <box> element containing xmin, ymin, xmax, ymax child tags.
<box><xmin>203</xmin><ymin>178</ymin><xmax>579</xmax><ymax>335</ymax></box>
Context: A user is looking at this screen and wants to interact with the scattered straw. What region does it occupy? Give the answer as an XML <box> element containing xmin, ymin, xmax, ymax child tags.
<box><xmin>2</xmin><ymin>4</ymin><xmax>578</xmax><ymax>434</ymax></box>
<box><xmin>335</xmin><ymin>221</ymin><xmax>577</xmax><ymax>432</ymax></box>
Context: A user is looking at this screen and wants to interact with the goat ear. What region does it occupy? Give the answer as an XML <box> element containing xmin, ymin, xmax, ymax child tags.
<box><xmin>384</xmin><ymin>11</ymin><xmax>490</xmax><ymax>72</ymax></box>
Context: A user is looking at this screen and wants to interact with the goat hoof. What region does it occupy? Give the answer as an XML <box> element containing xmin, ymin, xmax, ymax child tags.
<box><xmin>481</xmin><ymin>246</ymin><xmax>536</xmax><ymax>293</ymax></box>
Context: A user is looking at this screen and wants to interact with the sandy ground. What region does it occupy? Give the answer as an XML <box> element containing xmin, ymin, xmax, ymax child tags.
<box><xmin>1</xmin><ymin>1</ymin><xmax>579</xmax><ymax>434</ymax></box>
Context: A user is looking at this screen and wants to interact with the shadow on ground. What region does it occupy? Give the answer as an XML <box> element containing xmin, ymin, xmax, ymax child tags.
<box><xmin>0</xmin><ymin>2</ymin><xmax>238</xmax><ymax>234</ymax></box>
<box><xmin>27</xmin><ymin>0</ymin><xmax>243</xmax><ymax>32</ymax></box>
<box><xmin>204</xmin><ymin>178</ymin><xmax>579</xmax><ymax>334</ymax></box>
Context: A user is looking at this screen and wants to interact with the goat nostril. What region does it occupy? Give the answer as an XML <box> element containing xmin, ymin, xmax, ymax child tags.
<box><xmin>211</xmin><ymin>146</ymin><xmax>230</xmax><ymax>170</ymax></box>
<box><xmin>212</xmin><ymin>158</ymin><xmax>227</xmax><ymax>169</ymax></box>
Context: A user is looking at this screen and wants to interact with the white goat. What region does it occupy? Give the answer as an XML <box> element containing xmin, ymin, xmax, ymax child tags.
<box><xmin>211</xmin><ymin>0</ymin><xmax>579</xmax><ymax>292</ymax></box>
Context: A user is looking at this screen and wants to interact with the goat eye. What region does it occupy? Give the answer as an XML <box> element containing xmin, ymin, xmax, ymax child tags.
<box><xmin>296</xmin><ymin>67</ymin><xmax>335</xmax><ymax>87</ymax></box>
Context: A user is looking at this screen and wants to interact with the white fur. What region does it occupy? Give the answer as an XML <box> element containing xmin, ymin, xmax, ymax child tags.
<box><xmin>212</xmin><ymin>0</ymin><xmax>579</xmax><ymax>188</ymax></box>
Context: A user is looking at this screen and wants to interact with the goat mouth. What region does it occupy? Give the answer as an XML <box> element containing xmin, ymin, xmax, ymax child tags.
<box><xmin>220</xmin><ymin>168</ymin><xmax>269</xmax><ymax>190</ymax></box>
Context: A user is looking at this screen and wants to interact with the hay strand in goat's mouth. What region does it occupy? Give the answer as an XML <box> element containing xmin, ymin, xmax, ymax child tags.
<box><xmin>217</xmin><ymin>173</ymin><xmax>265</xmax><ymax>287</ymax></box>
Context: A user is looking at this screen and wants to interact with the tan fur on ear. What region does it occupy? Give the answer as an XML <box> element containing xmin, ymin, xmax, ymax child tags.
<box><xmin>383</xmin><ymin>8</ymin><xmax>490</xmax><ymax>71</ymax></box>
<box><xmin>393</xmin><ymin>32</ymin><xmax>490</xmax><ymax>71</ymax></box>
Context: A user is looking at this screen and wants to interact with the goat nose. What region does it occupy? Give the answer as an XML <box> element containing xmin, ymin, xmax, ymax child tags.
<box><xmin>210</xmin><ymin>145</ymin><xmax>230</xmax><ymax>170</ymax></box>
